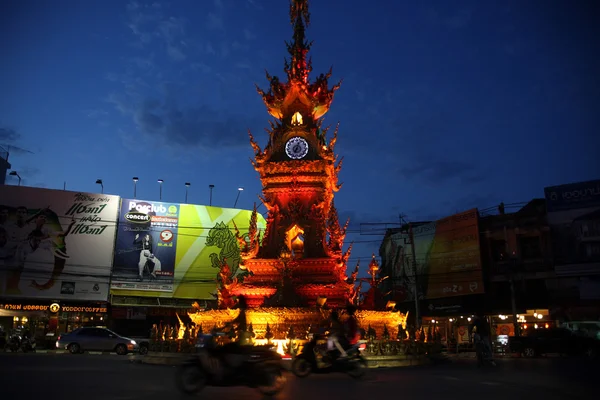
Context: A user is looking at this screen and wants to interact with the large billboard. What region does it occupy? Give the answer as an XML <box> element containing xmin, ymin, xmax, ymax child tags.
<box><xmin>0</xmin><ymin>186</ymin><xmax>119</xmax><ymax>301</ymax></box>
<box><xmin>380</xmin><ymin>208</ymin><xmax>484</xmax><ymax>301</ymax></box>
<box><xmin>111</xmin><ymin>199</ymin><xmax>180</xmax><ymax>293</ymax></box>
<box><xmin>544</xmin><ymin>179</ymin><xmax>600</xmax><ymax>280</ymax></box>
<box><xmin>111</xmin><ymin>199</ymin><xmax>266</xmax><ymax>300</ymax></box>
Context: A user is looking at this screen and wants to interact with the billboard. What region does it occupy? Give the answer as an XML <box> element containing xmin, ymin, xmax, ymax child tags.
<box><xmin>544</xmin><ymin>179</ymin><xmax>600</xmax><ymax>277</ymax></box>
<box><xmin>111</xmin><ymin>199</ymin><xmax>180</xmax><ymax>292</ymax></box>
<box><xmin>380</xmin><ymin>209</ymin><xmax>484</xmax><ymax>301</ymax></box>
<box><xmin>0</xmin><ymin>186</ymin><xmax>119</xmax><ymax>301</ymax></box>
<box><xmin>111</xmin><ymin>199</ymin><xmax>266</xmax><ymax>300</ymax></box>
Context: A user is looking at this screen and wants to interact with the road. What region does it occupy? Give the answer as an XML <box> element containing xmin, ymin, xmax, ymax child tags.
<box><xmin>0</xmin><ymin>353</ymin><xmax>595</xmax><ymax>399</ymax></box>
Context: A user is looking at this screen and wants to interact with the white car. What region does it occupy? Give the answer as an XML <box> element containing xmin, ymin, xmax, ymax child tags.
<box><xmin>56</xmin><ymin>327</ymin><xmax>139</xmax><ymax>355</ymax></box>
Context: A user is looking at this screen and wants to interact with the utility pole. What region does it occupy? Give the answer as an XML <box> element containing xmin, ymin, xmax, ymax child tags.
<box><xmin>408</xmin><ymin>222</ymin><xmax>421</xmax><ymax>329</ymax></box>
<box><xmin>504</xmin><ymin>225</ymin><xmax>520</xmax><ymax>337</ymax></box>
<box><xmin>509</xmin><ymin>256</ymin><xmax>520</xmax><ymax>337</ymax></box>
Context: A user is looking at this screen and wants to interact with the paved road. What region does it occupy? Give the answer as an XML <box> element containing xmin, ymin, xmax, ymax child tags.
<box><xmin>0</xmin><ymin>353</ymin><xmax>595</xmax><ymax>399</ymax></box>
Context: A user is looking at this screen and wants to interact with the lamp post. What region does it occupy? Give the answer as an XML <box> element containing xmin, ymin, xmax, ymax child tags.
<box><xmin>185</xmin><ymin>182</ymin><xmax>191</xmax><ymax>203</ymax></box>
<box><xmin>95</xmin><ymin>179</ymin><xmax>104</xmax><ymax>194</ymax></box>
<box><xmin>234</xmin><ymin>187</ymin><xmax>244</xmax><ymax>208</ymax></box>
<box><xmin>9</xmin><ymin>171</ymin><xmax>21</xmax><ymax>186</ymax></box>
<box><xmin>132</xmin><ymin>177</ymin><xmax>139</xmax><ymax>198</ymax></box>
<box><xmin>209</xmin><ymin>184</ymin><xmax>215</xmax><ymax>206</ymax></box>
<box><xmin>158</xmin><ymin>179</ymin><xmax>164</xmax><ymax>201</ymax></box>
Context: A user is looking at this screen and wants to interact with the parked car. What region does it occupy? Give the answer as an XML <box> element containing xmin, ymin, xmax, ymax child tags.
<box><xmin>129</xmin><ymin>336</ymin><xmax>150</xmax><ymax>355</ymax></box>
<box><xmin>508</xmin><ymin>327</ymin><xmax>599</xmax><ymax>359</ymax></box>
<box><xmin>56</xmin><ymin>327</ymin><xmax>139</xmax><ymax>355</ymax></box>
<box><xmin>560</xmin><ymin>321</ymin><xmax>600</xmax><ymax>340</ymax></box>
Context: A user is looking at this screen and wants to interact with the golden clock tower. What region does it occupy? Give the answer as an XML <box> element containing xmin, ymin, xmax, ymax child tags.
<box><xmin>225</xmin><ymin>0</ymin><xmax>352</xmax><ymax>308</ymax></box>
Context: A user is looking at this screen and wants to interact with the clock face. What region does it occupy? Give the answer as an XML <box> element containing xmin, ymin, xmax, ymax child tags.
<box><xmin>285</xmin><ymin>137</ymin><xmax>309</xmax><ymax>159</ymax></box>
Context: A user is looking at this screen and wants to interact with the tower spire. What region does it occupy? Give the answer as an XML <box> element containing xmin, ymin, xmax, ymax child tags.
<box><xmin>286</xmin><ymin>0</ymin><xmax>312</xmax><ymax>83</ymax></box>
<box><xmin>256</xmin><ymin>0</ymin><xmax>340</xmax><ymax>120</ymax></box>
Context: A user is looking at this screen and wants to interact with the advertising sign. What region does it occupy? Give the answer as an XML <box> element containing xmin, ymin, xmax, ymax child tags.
<box><xmin>111</xmin><ymin>199</ymin><xmax>180</xmax><ymax>292</ymax></box>
<box><xmin>544</xmin><ymin>179</ymin><xmax>600</xmax><ymax>277</ymax></box>
<box><xmin>380</xmin><ymin>209</ymin><xmax>484</xmax><ymax>301</ymax></box>
<box><xmin>111</xmin><ymin>202</ymin><xmax>266</xmax><ymax>299</ymax></box>
<box><xmin>0</xmin><ymin>186</ymin><xmax>119</xmax><ymax>301</ymax></box>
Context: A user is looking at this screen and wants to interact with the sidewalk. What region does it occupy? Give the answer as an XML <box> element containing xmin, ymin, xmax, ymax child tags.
<box><xmin>139</xmin><ymin>352</ymin><xmax>433</xmax><ymax>369</ymax></box>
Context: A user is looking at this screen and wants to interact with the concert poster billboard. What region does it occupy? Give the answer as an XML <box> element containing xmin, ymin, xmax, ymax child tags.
<box><xmin>380</xmin><ymin>208</ymin><xmax>484</xmax><ymax>301</ymax></box>
<box><xmin>110</xmin><ymin>201</ymin><xmax>266</xmax><ymax>300</ymax></box>
<box><xmin>0</xmin><ymin>186</ymin><xmax>119</xmax><ymax>301</ymax></box>
<box><xmin>111</xmin><ymin>199</ymin><xmax>180</xmax><ymax>293</ymax></box>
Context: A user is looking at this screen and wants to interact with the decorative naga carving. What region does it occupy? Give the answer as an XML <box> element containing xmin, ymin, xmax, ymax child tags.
<box><xmin>349</xmin><ymin>280</ymin><xmax>363</xmax><ymax>306</ymax></box>
<box><xmin>346</xmin><ymin>261</ymin><xmax>359</xmax><ymax>285</ymax></box>
<box><xmin>248</xmin><ymin>130</ymin><xmax>262</xmax><ymax>156</ymax></box>
<box><xmin>328</xmin><ymin>122</ymin><xmax>340</xmax><ymax>152</ymax></box>
<box><xmin>216</xmin><ymin>258</ymin><xmax>239</xmax><ymax>309</ymax></box>
<box><xmin>326</xmin><ymin>201</ymin><xmax>349</xmax><ymax>254</ymax></box>
<box><xmin>232</xmin><ymin>204</ymin><xmax>261</xmax><ymax>265</ymax></box>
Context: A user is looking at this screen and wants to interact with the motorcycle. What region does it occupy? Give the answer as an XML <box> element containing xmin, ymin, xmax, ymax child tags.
<box><xmin>292</xmin><ymin>333</ymin><xmax>368</xmax><ymax>379</ymax></box>
<box><xmin>20</xmin><ymin>336</ymin><xmax>36</xmax><ymax>353</ymax></box>
<box><xmin>5</xmin><ymin>334</ymin><xmax>21</xmax><ymax>352</ymax></box>
<box><xmin>175</xmin><ymin>331</ymin><xmax>286</xmax><ymax>397</ymax></box>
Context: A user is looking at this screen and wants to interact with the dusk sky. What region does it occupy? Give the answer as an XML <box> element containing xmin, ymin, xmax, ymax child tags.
<box><xmin>2</xmin><ymin>0</ymin><xmax>599</xmax><ymax>263</ymax></box>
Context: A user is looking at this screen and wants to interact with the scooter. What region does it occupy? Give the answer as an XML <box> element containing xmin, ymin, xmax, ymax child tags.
<box><xmin>292</xmin><ymin>333</ymin><xmax>368</xmax><ymax>379</ymax></box>
<box><xmin>175</xmin><ymin>331</ymin><xmax>286</xmax><ymax>397</ymax></box>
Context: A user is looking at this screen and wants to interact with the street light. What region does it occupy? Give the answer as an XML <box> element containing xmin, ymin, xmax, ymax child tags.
<box><xmin>185</xmin><ymin>182</ymin><xmax>191</xmax><ymax>203</ymax></box>
<box><xmin>234</xmin><ymin>187</ymin><xmax>244</xmax><ymax>208</ymax></box>
<box><xmin>158</xmin><ymin>179</ymin><xmax>164</xmax><ymax>201</ymax></box>
<box><xmin>9</xmin><ymin>171</ymin><xmax>21</xmax><ymax>186</ymax></box>
<box><xmin>95</xmin><ymin>179</ymin><xmax>104</xmax><ymax>194</ymax></box>
<box><xmin>132</xmin><ymin>177</ymin><xmax>139</xmax><ymax>198</ymax></box>
<box><xmin>209</xmin><ymin>184</ymin><xmax>215</xmax><ymax>206</ymax></box>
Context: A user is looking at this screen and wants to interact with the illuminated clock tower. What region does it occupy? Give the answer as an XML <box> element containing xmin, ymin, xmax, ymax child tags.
<box><xmin>229</xmin><ymin>0</ymin><xmax>352</xmax><ymax>308</ymax></box>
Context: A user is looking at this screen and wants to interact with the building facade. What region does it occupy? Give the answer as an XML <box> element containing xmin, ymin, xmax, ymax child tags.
<box><xmin>544</xmin><ymin>179</ymin><xmax>600</xmax><ymax>321</ymax></box>
<box><xmin>0</xmin><ymin>184</ymin><xmax>261</xmax><ymax>343</ymax></box>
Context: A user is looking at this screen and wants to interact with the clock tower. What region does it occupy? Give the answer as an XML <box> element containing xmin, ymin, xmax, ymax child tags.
<box><xmin>227</xmin><ymin>0</ymin><xmax>352</xmax><ymax>308</ymax></box>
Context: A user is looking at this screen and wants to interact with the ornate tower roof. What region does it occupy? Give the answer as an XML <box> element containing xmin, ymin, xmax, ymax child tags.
<box><xmin>256</xmin><ymin>0</ymin><xmax>341</xmax><ymax>120</ymax></box>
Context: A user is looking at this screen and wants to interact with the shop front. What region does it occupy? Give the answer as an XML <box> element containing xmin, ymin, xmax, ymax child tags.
<box><xmin>108</xmin><ymin>295</ymin><xmax>217</xmax><ymax>338</ymax></box>
<box><xmin>109</xmin><ymin>306</ymin><xmax>196</xmax><ymax>338</ymax></box>
<box><xmin>0</xmin><ymin>301</ymin><xmax>108</xmax><ymax>348</ymax></box>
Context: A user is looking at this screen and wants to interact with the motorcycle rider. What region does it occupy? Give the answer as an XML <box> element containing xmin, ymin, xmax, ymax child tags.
<box><xmin>327</xmin><ymin>310</ymin><xmax>347</xmax><ymax>358</ymax></box>
<box><xmin>220</xmin><ymin>296</ymin><xmax>250</xmax><ymax>372</ymax></box>
<box><xmin>344</xmin><ymin>304</ymin><xmax>360</xmax><ymax>346</ymax></box>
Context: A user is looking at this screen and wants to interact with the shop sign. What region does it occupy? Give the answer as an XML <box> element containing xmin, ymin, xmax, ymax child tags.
<box><xmin>1</xmin><ymin>304</ymin><xmax>51</xmax><ymax>311</ymax></box>
<box><xmin>0</xmin><ymin>303</ymin><xmax>107</xmax><ymax>313</ymax></box>
<box><xmin>62</xmin><ymin>306</ymin><xmax>107</xmax><ymax>313</ymax></box>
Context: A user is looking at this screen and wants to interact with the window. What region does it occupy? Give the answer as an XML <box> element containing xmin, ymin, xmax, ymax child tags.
<box><xmin>490</xmin><ymin>240</ymin><xmax>506</xmax><ymax>262</ymax></box>
<box><xmin>518</xmin><ymin>235</ymin><xmax>541</xmax><ymax>259</ymax></box>
<box><xmin>91</xmin><ymin>328</ymin><xmax>112</xmax><ymax>337</ymax></box>
<box><xmin>76</xmin><ymin>328</ymin><xmax>94</xmax><ymax>336</ymax></box>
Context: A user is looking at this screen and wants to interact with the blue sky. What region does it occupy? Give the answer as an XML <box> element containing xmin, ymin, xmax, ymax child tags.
<box><xmin>2</xmin><ymin>0</ymin><xmax>599</xmax><ymax>263</ymax></box>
